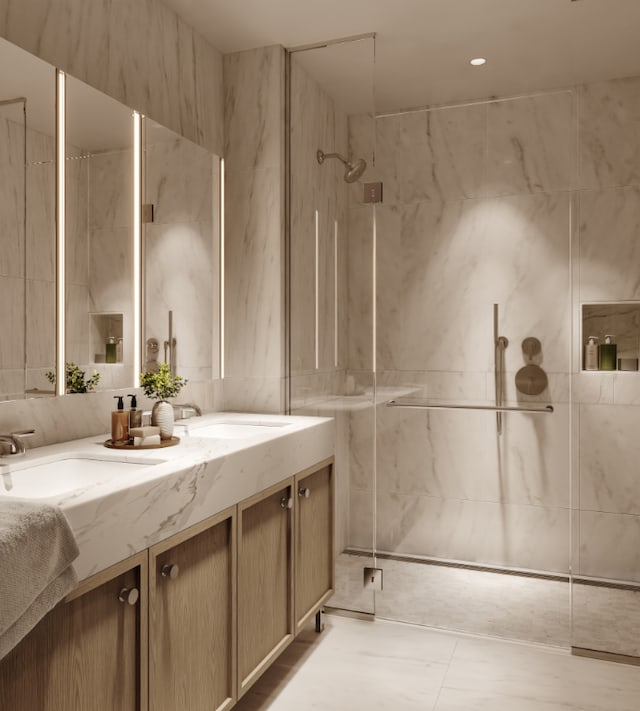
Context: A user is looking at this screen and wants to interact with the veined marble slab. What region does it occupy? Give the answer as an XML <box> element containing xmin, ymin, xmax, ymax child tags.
<box><xmin>0</xmin><ymin>412</ymin><xmax>334</xmax><ymax>582</ymax></box>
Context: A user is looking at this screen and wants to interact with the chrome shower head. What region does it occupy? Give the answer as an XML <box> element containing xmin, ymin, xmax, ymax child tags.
<box><xmin>317</xmin><ymin>149</ymin><xmax>367</xmax><ymax>183</ymax></box>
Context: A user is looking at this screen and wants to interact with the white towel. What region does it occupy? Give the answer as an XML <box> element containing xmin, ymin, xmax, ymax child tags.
<box><xmin>0</xmin><ymin>498</ymin><xmax>79</xmax><ymax>660</ymax></box>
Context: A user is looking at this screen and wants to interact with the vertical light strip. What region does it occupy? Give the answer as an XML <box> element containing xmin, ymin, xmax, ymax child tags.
<box><xmin>372</xmin><ymin>207</ymin><xmax>377</xmax><ymax>374</ymax></box>
<box><xmin>220</xmin><ymin>158</ymin><xmax>225</xmax><ymax>379</ymax></box>
<box><xmin>334</xmin><ymin>219</ymin><xmax>339</xmax><ymax>369</ymax></box>
<box><xmin>55</xmin><ymin>69</ymin><xmax>66</xmax><ymax>396</ymax></box>
<box><xmin>133</xmin><ymin>112</ymin><xmax>142</xmax><ymax>387</ymax></box>
<box><xmin>315</xmin><ymin>209</ymin><xmax>320</xmax><ymax>370</ymax></box>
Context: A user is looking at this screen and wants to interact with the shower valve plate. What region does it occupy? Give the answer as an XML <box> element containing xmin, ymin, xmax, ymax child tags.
<box><xmin>363</xmin><ymin>182</ymin><xmax>383</xmax><ymax>203</ymax></box>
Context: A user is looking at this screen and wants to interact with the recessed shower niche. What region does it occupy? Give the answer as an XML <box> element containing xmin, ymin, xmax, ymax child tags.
<box><xmin>582</xmin><ymin>303</ymin><xmax>640</xmax><ymax>371</ymax></box>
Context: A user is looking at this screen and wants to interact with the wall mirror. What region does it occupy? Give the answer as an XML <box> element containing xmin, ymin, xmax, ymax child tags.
<box><xmin>0</xmin><ymin>37</ymin><xmax>56</xmax><ymax>401</ymax></box>
<box><xmin>65</xmin><ymin>76</ymin><xmax>135</xmax><ymax>392</ymax></box>
<box><xmin>143</xmin><ymin>118</ymin><xmax>220</xmax><ymax>383</ymax></box>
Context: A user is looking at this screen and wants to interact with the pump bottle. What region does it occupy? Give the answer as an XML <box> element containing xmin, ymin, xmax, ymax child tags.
<box><xmin>112</xmin><ymin>395</ymin><xmax>130</xmax><ymax>444</ymax></box>
<box><xmin>584</xmin><ymin>336</ymin><xmax>598</xmax><ymax>371</ymax></box>
<box><xmin>128</xmin><ymin>394</ymin><xmax>142</xmax><ymax>429</ymax></box>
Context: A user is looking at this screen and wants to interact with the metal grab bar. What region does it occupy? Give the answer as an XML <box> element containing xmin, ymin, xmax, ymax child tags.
<box><xmin>386</xmin><ymin>400</ymin><xmax>554</xmax><ymax>414</ymax></box>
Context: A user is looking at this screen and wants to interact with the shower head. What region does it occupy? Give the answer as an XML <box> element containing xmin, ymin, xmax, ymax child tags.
<box><xmin>317</xmin><ymin>149</ymin><xmax>367</xmax><ymax>183</ymax></box>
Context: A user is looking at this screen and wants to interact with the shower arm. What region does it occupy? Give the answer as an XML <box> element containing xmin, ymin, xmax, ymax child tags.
<box><xmin>316</xmin><ymin>149</ymin><xmax>349</xmax><ymax>167</ymax></box>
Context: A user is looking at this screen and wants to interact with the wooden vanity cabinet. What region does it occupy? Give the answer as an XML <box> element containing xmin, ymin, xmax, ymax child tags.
<box><xmin>294</xmin><ymin>460</ymin><xmax>334</xmax><ymax>631</ymax></box>
<box><xmin>237</xmin><ymin>480</ymin><xmax>294</xmax><ymax>698</ymax></box>
<box><xmin>0</xmin><ymin>457</ymin><xmax>334</xmax><ymax>711</ymax></box>
<box><xmin>0</xmin><ymin>552</ymin><xmax>147</xmax><ymax>711</ymax></box>
<box><xmin>149</xmin><ymin>507</ymin><xmax>236</xmax><ymax>711</ymax></box>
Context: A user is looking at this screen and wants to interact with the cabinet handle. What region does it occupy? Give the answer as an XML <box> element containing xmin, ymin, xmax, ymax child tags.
<box><xmin>280</xmin><ymin>496</ymin><xmax>293</xmax><ymax>509</ymax></box>
<box><xmin>298</xmin><ymin>487</ymin><xmax>311</xmax><ymax>499</ymax></box>
<box><xmin>118</xmin><ymin>587</ymin><xmax>140</xmax><ymax>606</ymax></box>
<box><xmin>161</xmin><ymin>563</ymin><xmax>180</xmax><ymax>580</ymax></box>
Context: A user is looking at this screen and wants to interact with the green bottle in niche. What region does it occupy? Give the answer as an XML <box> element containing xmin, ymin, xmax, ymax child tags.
<box><xmin>106</xmin><ymin>336</ymin><xmax>117</xmax><ymax>364</ymax></box>
<box><xmin>598</xmin><ymin>334</ymin><xmax>617</xmax><ymax>371</ymax></box>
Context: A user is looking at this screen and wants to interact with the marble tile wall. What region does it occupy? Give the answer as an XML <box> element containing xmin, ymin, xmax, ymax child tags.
<box><xmin>347</xmin><ymin>89</ymin><xmax>575</xmax><ymax>575</ymax></box>
<box><xmin>0</xmin><ymin>0</ymin><xmax>224</xmax><ymax>156</ymax></box>
<box><xmin>0</xmin><ymin>109</ymin><xmax>26</xmax><ymax>400</ymax></box>
<box><xmin>144</xmin><ymin>130</ymin><xmax>218</xmax><ymax>383</ymax></box>
<box><xmin>223</xmin><ymin>45</ymin><xmax>286</xmax><ymax>413</ymax></box>
<box><xmin>0</xmin><ymin>110</ymin><xmax>56</xmax><ymax>398</ymax></box>
<box><xmin>346</xmin><ymin>76</ymin><xmax>640</xmax><ymax>596</ymax></box>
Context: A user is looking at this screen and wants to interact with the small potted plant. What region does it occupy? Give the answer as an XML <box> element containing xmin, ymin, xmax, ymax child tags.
<box><xmin>140</xmin><ymin>362</ymin><xmax>187</xmax><ymax>439</ymax></box>
<box><xmin>46</xmin><ymin>362</ymin><xmax>101</xmax><ymax>394</ymax></box>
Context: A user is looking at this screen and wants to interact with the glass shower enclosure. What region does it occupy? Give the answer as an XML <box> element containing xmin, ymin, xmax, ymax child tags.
<box><xmin>287</xmin><ymin>35</ymin><xmax>640</xmax><ymax>661</ymax></box>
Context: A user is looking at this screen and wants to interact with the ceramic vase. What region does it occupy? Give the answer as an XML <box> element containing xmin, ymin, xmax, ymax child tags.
<box><xmin>151</xmin><ymin>400</ymin><xmax>174</xmax><ymax>440</ymax></box>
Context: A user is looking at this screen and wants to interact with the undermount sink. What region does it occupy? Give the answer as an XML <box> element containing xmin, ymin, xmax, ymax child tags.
<box><xmin>188</xmin><ymin>420</ymin><xmax>291</xmax><ymax>440</ymax></box>
<box><xmin>0</xmin><ymin>453</ymin><xmax>165</xmax><ymax>499</ymax></box>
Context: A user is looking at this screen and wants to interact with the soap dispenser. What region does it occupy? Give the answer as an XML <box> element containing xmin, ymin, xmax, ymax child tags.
<box><xmin>128</xmin><ymin>394</ymin><xmax>142</xmax><ymax>429</ymax></box>
<box><xmin>584</xmin><ymin>336</ymin><xmax>599</xmax><ymax>371</ymax></box>
<box><xmin>599</xmin><ymin>334</ymin><xmax>617</xmax><ymax>371</ymax></box>
<box><xmin>112</xmin><ymin>395</ymin><xmax>130</xmax><ymax>444</ymax></box>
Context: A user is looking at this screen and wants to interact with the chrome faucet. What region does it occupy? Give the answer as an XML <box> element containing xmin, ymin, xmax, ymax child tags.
<box><xmin>0</xmin><ymin>429</ymin><xmax>35</xmax><ymax>457</ymax></box>
<box><xmin>171</xmin><ymin>403</ymin><xmax>202</xmax><ymax>419</ymax></box>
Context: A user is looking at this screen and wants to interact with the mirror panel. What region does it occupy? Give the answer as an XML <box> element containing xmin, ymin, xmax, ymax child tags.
<box><xmin>0</xmin><ymin>37</ymin><xmax>56</xmax><ymax>401</ymax></box>
<box><xmin>143</xmin><ymin>119</ymin><xmax>220</xmax><ymax>382</ymax></box>
<box><xmin>65</xmin><ymin>76</ymin><xmax>134</xmax><ymax>392</ymax></box>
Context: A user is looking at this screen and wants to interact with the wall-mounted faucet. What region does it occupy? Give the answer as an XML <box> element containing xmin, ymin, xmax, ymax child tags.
<box><xmin>164</xmin><ymin>310</ymin><xmax>177</xmax><ymax>375</ymax></box>
<box><xmin>0</xmin><ymin>429</ymin><xmax>35</xmax><ymax>457</ymax></box>
<box><xmin>172</xmin><ymin>403</ymin><xmax>202</xmax><ymax>419</ymax></box>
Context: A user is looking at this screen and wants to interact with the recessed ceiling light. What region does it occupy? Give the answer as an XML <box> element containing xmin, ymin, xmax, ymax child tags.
<box><xmin>470</xmin><ymin>57</ymin><xmax>486</xmax><ymax>66</ymax></box>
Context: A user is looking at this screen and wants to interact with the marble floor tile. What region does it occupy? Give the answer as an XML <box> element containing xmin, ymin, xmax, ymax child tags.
<box><xmin>234</xmin><ymin>615</ymin><xmax>455</xmax><ymax>711</ymax></box>
<box><xmin>234</xmin><ymin>615</ymin><xmax>640</xmax><ymax>711</ymax></box>
<box><xmin>333</xmin><ymin>553</ymin><xmax>570</xmax><ymax>646</ymax></box>
<box><xmin>438</xmin><ymin>635</ymin><xmax>640</xmax><ymax>711</ymax></box>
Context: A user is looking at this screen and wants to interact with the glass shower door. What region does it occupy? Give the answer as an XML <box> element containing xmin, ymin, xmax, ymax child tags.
<box><xmin>371</xmin><ymin>91</ymin><xmax>574</xmax><ymax>646</ymax></box>
<box><xmin>287</xmin><ymin>36</ymin><xmax>378</xmax><ymax>615</ymax></box>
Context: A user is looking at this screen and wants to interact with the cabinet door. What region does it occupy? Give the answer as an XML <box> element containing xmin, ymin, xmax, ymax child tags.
<box><xmin>0</xmin><ymin>555</ymin><xmax>146</xmax><ymax>711</ymax></box>
<box><xmin>295</xmin><ymin>461</ymin><xmax>334</xmax><ymax>630</ymax></box>
<box><xmin>237</xmin><ymin>481</ymin><xmax>293</xmax><ymax>697</ymax></box>
<box><xmin>149</xmin><ymin>509</ymin><xmax>236</xmax><ymax>711</ymax></box>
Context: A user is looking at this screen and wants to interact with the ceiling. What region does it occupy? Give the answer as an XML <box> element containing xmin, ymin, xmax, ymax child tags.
<box><xmin>162</xmin><ymin>0</ymin><xmax>640</xmax><ymax>114</ymax></box>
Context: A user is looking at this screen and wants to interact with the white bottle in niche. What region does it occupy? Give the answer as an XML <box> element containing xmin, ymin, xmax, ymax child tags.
<box><xmin>584</xmin><ymin>336</ymin><xmax>599</xmax><ymax>371</ymax></box>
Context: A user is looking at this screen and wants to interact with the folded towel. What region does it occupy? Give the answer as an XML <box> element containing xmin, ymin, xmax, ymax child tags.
<box><xmin>0</xmin><ymin>498</ymin><xmax>79</xmax><ymax>660</ymax></box>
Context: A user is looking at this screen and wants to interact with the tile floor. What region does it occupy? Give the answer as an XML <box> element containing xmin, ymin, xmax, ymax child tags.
<box><xmin>332</xmin><ymin>553</ymin><xmax>640</xmax><ymax>656</ymax></box>
<box><xmin>234</xmin><ymin>614</ymin><xmax>640</xmax><ymax>711</ymax></box>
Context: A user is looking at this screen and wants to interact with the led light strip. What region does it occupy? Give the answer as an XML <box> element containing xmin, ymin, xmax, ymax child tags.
<box><xmin>55</xmin><ymin>69</ymin><xmax>66</xmax><ymax>396</ymax></box>
<box><xmin>315</xmin><ymin>209</ymin><xmax>320</xmax><ymax>370</ymax></box>
<box><xmin>334</xmin><ymin>219</ymin><xmax>339</xmax><ymax>368</ymax></box>
<box><xmin>220</xmin><ymin>158</ymin><xmax>225</xmax><ymax>379</ymax></box>
<box><xmin>133</xmin><ymin>112</ymin><xmax>142</xmax><ymax>387</ymax></box>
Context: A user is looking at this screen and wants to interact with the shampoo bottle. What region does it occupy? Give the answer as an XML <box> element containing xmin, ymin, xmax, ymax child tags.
<box><xmin>128</xmin><ymin>394</ymin><xmax>142</xmax><ymax>429</ymax></box>
<box><xmin>599</xmin><ymin>334</ymin><xmax>617</xmax><ymax>371</ymax></box>
<box><xmin>106</xmin><ymin>337</ymin><xmax>117</xmax><ymax>364</ymax></box>
<box><xmin>112</xmin><ymin>395</ymin><xmax>130</xmax><ymax>444</ymax></box>
<box><xmin>584</xmin><ymin>336</ymin><xmax>599</xmax><ymax>371</ymax></box>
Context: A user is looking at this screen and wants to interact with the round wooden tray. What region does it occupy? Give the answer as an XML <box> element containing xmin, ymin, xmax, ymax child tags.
<box><xmin>103</xmin><ymin>436</ymin><xmax>180</xmax><ymax>450</ymax></box>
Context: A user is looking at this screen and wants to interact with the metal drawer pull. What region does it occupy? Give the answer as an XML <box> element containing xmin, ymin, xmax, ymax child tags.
<box><xmin>298</xmin><ymin>487</ymin><xmax>311</xmax><ymax>499</ymax></box>
<box><xmin>161</xmin><ymin>563</ymin><xmax>180</xmax><ymax>580</ymax></box>
<box><xmin>118</xmin><ymin>587</ymin><xmax>139</xmax><ymax>606</ymax></box>
<box><xmin>280</xmin><ymin>496</ymin><xmax>293</xmax><ymax>509</ymax></box>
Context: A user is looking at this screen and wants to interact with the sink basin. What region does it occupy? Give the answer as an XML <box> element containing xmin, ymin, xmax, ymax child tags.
<box><xmin>188</xmin><ymin>421</ymin><xmax>291</xmax><ymax>440</ymax></box>
<box><xmin>0</xmin><ymin>453</ymin><xmax>165</xmax><ymax>499</ymax></box>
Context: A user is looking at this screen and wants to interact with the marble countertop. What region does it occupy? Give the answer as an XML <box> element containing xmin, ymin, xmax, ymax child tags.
<box><xmin>0</xmin><ymin>412</ymin><xmax>335</xmax><ymax>582</ymax></box>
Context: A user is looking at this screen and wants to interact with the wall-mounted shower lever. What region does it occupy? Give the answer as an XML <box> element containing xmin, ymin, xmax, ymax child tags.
<box><xmin>494</xmin><ymin>304</ymin><xmax>509</xmax><ymax>436</ymax></box>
